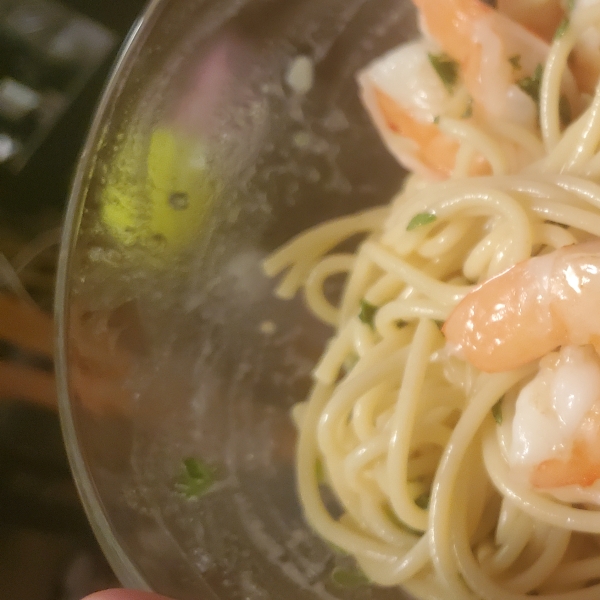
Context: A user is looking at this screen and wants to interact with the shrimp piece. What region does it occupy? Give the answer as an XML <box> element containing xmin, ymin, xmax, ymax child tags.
<box><xmin>413</xmin><ymin>0</ymin><xmax>577</xmax><ymax>120</ymax></box>
<box><xmin>499</xmin><ymin>0</ymin><xmax>592</xmax><ymax>106</ymax></box>
<box><xmin>571</xmin><ymin>44</ymin><xmax>600</xmax><ymax>96</ymax></box>
<box><xmin>497</xmin><ymin>0</ymin><xmax>565</xmax><ymax>42</ymax></box>
<box><xmin>358</xmin><ymin>40</ymin><xmax>477</xmax><ymax>178</ymax></box>
<box><xmin>508</xmin><ymin>345</ymin><xmax>600</xmax><ymax>499</ymax></box>
<box><xmin>366</xmin><ymin>85</ymin><xmax>460</xmax><ymax>177</ymax></box>
<box><xmin>442</xmin><ymin>241</ymin><xmax>600</xmax><ymax>373</ymax></box>
<box><xmin>358</xmin><ymin>0</ymin><xmax>575</xmax><ymax>177</ymax></box>
<box><xmin>570</xmin><ymin>1</ymin><xmax>600</xmax><ymax>95</ymax></box>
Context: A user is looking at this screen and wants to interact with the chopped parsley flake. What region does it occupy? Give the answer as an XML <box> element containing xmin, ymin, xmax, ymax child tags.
<box><xmin>415</xmin><ymin>493</ymin><xmax>430</xmax><ymax>510</ymax></box>
<box><xmin>554</xmin><ymin>16</ymin><xmax>570</xmax><ymax>39</ymax></box>
<box><xmin>492</xmin><ymin>399</ymin><xmax>503</xmax><ymax>425</ymax></box>
<box><xmin>176</xmin><ymin>457</ymin><xmax>216</xmax><ymax>498</ymax></box>
<box><xmin>559</xmin><ymin>95</ymin><xmax>572</xmax><ymax>126</ymax></box>
<box><xmin>331</xmin><ymin>567</ymin><xmax>370</xmax><ymax>588</ymax></box>
<box><xmin>433</xmin><ymin>115</ymin><xmax>441</xmax><ymax>125</ymax></box>
<box><xmin>517</xmin><ymin>64</ymin><xmax>543</xmax><ymax>104</ymax></box>
<box><xmin>359</xmin><ymin>299</ymin><xmax>378</xmax><ymax>329</ymax></box>
<box><xmin>428</xmin><ymin>53</ymin><xmax>459</xmax><ymax>93</ymax></box>
<box><xmin>407</xmin><ymin>212</ymin><xmax>437</xmax><ymax>231</ymax></box>
<box><xmin>508</xmin><ymin>54</ymin><xmax>522</xmax><ymax>70</ymax></box>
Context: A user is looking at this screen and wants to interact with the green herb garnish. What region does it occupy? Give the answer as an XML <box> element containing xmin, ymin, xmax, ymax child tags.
<box><xmin>359</xmin><ymin>299</ymin><xmax>378</xmax><ymax>329</ymax></box>
<box><xmin>407</xmin><ymin>212</ymin><xmax>437</xmax><ymax>231</ymax></box>
<box><xmin>554</xmin><ymin>16</ymin><xmax>570</xmax><ymax>39</ymax></box>
<box><xmin>492</xmin><ymin>399</ymin><xmax>503</xmax><ymax>425</ymax></box>
<box><xmin>433</xmin><ymin>115</ymin><xmax>441</xmax><ymax>125</ymax></box>
<box><xmin>508</xmin><ymin>54</ymin><xmax>522</xmax><ymax>70</ymax></box>
<box><xmin>428</xmin><ymin>53</ymin><xmax>459</xmax><ymax>93</ymax></box>
<box><xmin>331</xmin><ymin>567</ymin><xmax>370</xmax><ymax>588</ymax></box>
<box><xmin>559</xmin><ymin>95</ymin><xmax>572</xmax><ymax>126</ymax></box>
<box><xmin>555</xmin><ymin>0</ymin><xmax>576</xmax><ymax>39</ymax></box>
<box><xmin>517</xmin><ymin>64</ymin><xmax>543</xmax><ymax>104</ymax></box>
<box><xmin>415</xmin><ymin>493</ymin><xmax>430</xmax><ymax>510</ymax></box>
<box><xmin>176</xmin><ymin>457</ymin><xmax>216</xmax><ymax>498</ymax></box>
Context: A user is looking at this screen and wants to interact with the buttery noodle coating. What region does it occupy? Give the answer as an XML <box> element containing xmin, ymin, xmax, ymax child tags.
<box><xmin>264</xmin><ymin>0</ymin><xmax>600</xmax><ymax>598</ymax></box>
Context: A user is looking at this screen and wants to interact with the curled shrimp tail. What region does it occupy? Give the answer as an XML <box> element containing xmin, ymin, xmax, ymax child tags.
<box><xmin>443</xmin><ymin>259</ymin><xmax>563</xmax><ymax>372</ymax></box>
<box><xmin>443</xmin><ymin>242</ymin><xmax>600</xmax><ymax>373</ymax></box>
<box><xmin>358</xmin><ymin>74</ymin><xmax>458</xmax><ymax>178</ymax></box>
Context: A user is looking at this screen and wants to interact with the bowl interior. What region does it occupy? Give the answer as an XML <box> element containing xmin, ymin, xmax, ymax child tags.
<box><xmin>56</xmin><ymin>0</ymin><xmax>417</xmax><ymax>598</ymax></box>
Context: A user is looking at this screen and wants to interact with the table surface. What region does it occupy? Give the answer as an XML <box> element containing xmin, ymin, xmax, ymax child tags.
<box><xmin>0</xmin><ymin>1</ymin><xmax>149</xmax><ymax>598</ymax></box>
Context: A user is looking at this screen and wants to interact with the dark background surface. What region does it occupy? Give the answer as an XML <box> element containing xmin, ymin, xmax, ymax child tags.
<box><xmin>0</xmin><ymin>0</ymin><xmax>148</xmax><ymax>238</ymax></box>
<box><xmin>0</xmin><ymin>1</ymin><xmax>148</xmax><ymax>598</ymax></box>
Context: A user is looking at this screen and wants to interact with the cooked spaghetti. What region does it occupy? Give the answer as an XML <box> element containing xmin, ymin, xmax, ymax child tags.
<box><xmin>264</xmin><ymin>0</ymin><xmax>600</xmax><ymax>598</ymax></box>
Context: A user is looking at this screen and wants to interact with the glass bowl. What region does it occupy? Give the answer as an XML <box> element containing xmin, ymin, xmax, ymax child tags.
<box><xmin>55</xmin><ymin>0</ymin><xmax>417</xmax><ymax>598</ymax></box>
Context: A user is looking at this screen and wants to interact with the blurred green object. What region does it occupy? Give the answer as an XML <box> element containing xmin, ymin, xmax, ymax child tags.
<box><xmin>101</xmin><ymin>127</ymin><xmax>217</xmax><ymax>254</ymax></box>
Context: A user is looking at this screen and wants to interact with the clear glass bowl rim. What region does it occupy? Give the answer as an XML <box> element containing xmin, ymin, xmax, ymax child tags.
<box><xmin>54</xmin><ymin>0</ymin><xmax>168</xmax><ymax>590</ymax></box>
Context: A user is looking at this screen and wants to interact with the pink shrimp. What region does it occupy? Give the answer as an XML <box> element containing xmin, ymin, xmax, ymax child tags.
<box><xmin>442</xmin><ymin>241</ymin><xmax>600</xmax><ymax>373</ymax></box>
<box><xmin>533</xmin><ymin>438</ymin><xmax>600</xmax><ymax>489</ymax></box>
<box><xmin>359</xmin><ymin>79</ymin><xmax>489</xmax><ymax>178</ymax></box>
<box><xmin>358</xmin><ymin>0</ymin><xmax>575</xmax><ymax>178</ymax></box>
<box><xmin>571</xmin><ymin>48</ymin><xmax>600</xmax><ymax>96</ymax></box>
<box><xmin>508</xmin><ymin>344</ymin><xmax>600</xmax><ymax>495</ymax></box>
<box><xmin>497</xmin><ymin>0</ymin><xmax>564</xmax><ymax>43</ymax></box>
<box><xmin>570</xmin><ymin>0</ymin><xmax>600</xmax><ymax>96</ymax></box>
<box><xmin>443</xmin><ymin>243</ymin><xmax>600</xmax><ymax>494</ymax></box>
<box><xmin>412</xmin><ymin>0</ymin><xmax>495</xmax><ymax>84</ymax></box>
<box><xmin>413</xmin><ymin>0</ymin><xmax>572</xmax><ymax>119</ymax></box>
